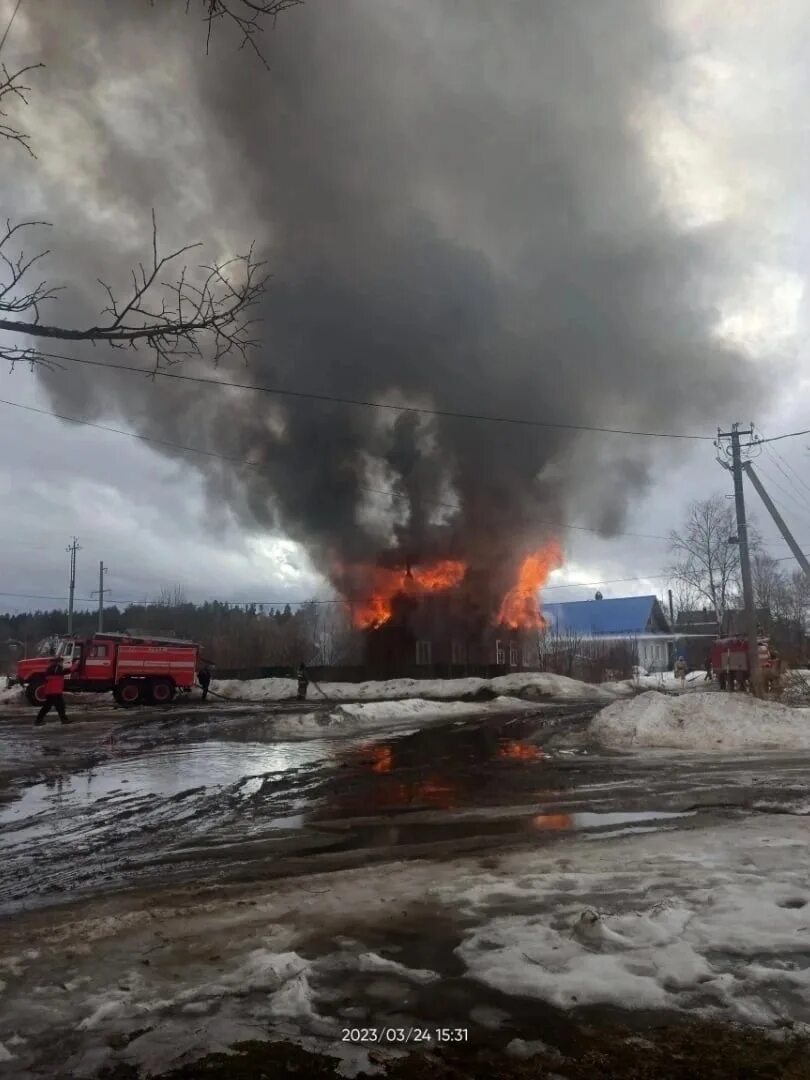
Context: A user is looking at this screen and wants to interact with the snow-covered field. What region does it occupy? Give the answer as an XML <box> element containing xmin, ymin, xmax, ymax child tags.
<box><xmin>3</xmin><ymin>814</ymin><xmax>809</xmax><ymax>1075</ymax></box>
<box><xmin>591</xmin><ymin>690</ymin><xmax>810</xmax><ymax>751</ymax></box>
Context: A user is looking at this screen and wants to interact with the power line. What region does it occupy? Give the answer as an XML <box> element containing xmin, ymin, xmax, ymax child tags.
<box><xmin>762</xmin><ymin>441</ymin><xmax>810</xmax><ymax>504</ymax></box>
<box><xmin>25</xmin><ymin>351</ymin><xmax>717</xmax><ymax>441</ymax></box>
<box><xmin>755</xmin><ymin>426</ymin><xmax>810</xmax><ymax>445</ymax></box>
<box><xmin>542</xmin><ymin>574</ymin><xmax>671</xmax><ymax>591</ymax></box>
<box><xmin>0</xmin><ymin>571</ymin><xmax>677</xmax><ymax>610</ymax></box>
<box><xmin>753</xmin><ymin>461</ymin><xmax>810</xmax><ymax>530</ymax></box>
<box><xmin>0</xmin><ymin>0</ymin><xmax>23</xmax><ymax>55</ymax></box>
<box><xmin>0</xmin><ymin>395</ymin><xmax>672</xmax><ymax>541</ymax></box>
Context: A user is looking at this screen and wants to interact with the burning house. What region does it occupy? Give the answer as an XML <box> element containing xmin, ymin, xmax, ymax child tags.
<box><xmin>340</xmin><ymin>546</ymin><xmax>562</xmax><ymax>678</ymax></box>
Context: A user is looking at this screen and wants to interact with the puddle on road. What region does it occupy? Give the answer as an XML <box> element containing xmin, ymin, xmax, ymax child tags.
<box><xmin>0</xmin><ymin>739</ymin><xmax>335</xmax><ymax>846</ymax></box>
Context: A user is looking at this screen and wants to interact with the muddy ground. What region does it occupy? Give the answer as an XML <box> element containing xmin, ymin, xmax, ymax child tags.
<box><xmin>2</xmin><ymin>693</ymin><xmax>810</xmax><ymax>1077</ymax></box>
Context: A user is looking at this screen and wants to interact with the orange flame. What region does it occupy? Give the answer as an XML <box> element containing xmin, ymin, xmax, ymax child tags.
<box><xmin>496</xmin><ymin>542</ymin><xmax>564</xmax><ymax>630</ymax></box>
<box><xmin>498</xmin><ymin>740</ymin><xmax>545</xmax><ymax>762</ymax></box>
<box><xmin>531</xmin><ymin>813</ymin><xmax>573</xmax><ymax>831</ymax></box>
<box><xmin>350</xmin><ymin>559</ymin><xmax>466</xmax><ymax>629</ymax></box>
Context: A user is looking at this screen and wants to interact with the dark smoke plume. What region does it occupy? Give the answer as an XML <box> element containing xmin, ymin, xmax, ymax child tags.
<box><xmin>6</xmin><ymin>0</ymin><xmax>764</xmax><ymax>608</ymax></box>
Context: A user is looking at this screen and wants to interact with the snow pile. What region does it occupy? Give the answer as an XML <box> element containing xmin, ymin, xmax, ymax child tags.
<box><xmin>211</xmin><ymin>671</ymin><xmax>615</xmax><ymax>704</ymax></box>
<box><xmin>0</xmin><ymin>680</ymin><xmax>22</xmax><ymax>705</ymax></box>
<box><xmin>211</xmin><ymin>677</ymin><xmax>296</xmax><ymax>702</ymax></box>
<box><xmin>456</xmin><ymin>883</ymin><xmax>810</xmax><ymax>1021</ymax></box>
<box><xmin>602</xmin><ymin>671</ymin><xmax>706</xmax><ymax>696</ymax></box>
<box><xmin>591</xmin><ymin>690</ymin><xmax>810</xmax><ymax>750</ymax></box>
<box><xmin>272</xmin><ymin>695</ymin><xmax>533</xmax><ymax>738</ymax></box>
<box><xmin>489</xmin><ymin>672</ymin><xmax>616</xmax><ymax>701</ymax></box>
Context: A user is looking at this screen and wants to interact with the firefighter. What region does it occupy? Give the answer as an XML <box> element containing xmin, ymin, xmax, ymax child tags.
<box><xmin>198</xmin><ymin>663</ymin><xmax>212</xmax><ymax>702</ymax></box>
<box><xmin>673</xmin><ymin>655</ymin><xmax>688</xmax><ymax>687</ymax></box>
<box><xmin>704</xmin><ymin>652</ymin><xmax>713</xmax><ymax>681</ymax></box>
<box><xmin>35</xmin><ymin>658</ymin><xmax>70</xmax><ymax>726</ymax></box>
<box><xmin>296</xmin><ymin>663</ymin><xmax>309</xmax><ymax>702</ymax></box>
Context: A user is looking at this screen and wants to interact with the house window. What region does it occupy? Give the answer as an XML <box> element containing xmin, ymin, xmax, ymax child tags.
<box><xmin>451</xmin><ymin>639</ymin><xmax>465</xmax><ymax>665</ymax></box>
<box><xmin>523</xmin><ymin>643</ymin><xmax>536</xmax><ymax>667</ymax></box>
<box><xmin>416</xmin><ymin>640</ymin><xmax>432</xmax><ymax>666</ymax></box>
<box><xmin>495</xmin><ymin>640</ymin><xmax>505</xmax><ymax>664</ymax></box>
<box><xmin>509</xmin><ymin>642</ymin><xmax>518</xmax><ymax>667</ymax></box>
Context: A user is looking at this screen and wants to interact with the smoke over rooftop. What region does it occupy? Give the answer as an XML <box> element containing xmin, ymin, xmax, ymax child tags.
<box><xmin>6</xmin><ymin>0</ymin><xmax>773</xmax><ymax>610</ymax></box>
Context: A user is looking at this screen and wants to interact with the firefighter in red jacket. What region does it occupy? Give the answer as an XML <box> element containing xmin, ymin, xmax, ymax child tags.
<box><xmin>35</xmin><ymin>658</ymin><xmax>71</xmax><ymax>725</ymax></box>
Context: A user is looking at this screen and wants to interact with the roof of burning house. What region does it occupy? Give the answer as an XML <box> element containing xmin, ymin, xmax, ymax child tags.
<box><xmin>542</xmin><ymin>595</ymin><xmax>670</xmax><ymax>636</ymax></box>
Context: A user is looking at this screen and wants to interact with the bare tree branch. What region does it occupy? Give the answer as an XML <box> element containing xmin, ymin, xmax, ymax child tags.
<box><xmin>666</xmin><ymin>495</ymin><xmax>762</xmax><ymax>620</ymax></box>
<box><xmin>0</xmin><ymin>214</ymin><xmax>268</xmax><ymax>372</ymax></box>
<box><xmin>0</xmin><ymin>61</ymin><xmax>43</xmax><ymax>155</ymax></box>
<box><xmin>184</xmin><ymin>0</ymin><xmax>303</xmax><ymax>67</ymax></box>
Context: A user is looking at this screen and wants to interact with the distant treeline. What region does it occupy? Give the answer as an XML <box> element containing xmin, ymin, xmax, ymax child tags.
<box><xmin>0</xmin><ymin>591</ymin><xmax>361</xmax><ymax>671</ymax></box>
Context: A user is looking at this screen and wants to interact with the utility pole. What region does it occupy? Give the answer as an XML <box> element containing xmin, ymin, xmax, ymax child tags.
<box><xmin>66</xmin><ymin>537</ymin><xmax>82</xmax><ymax>636</ymax></box>
<box><xmin>92</xmin><ymin>562</ymin><xmax>108</xmax><ymax>632</ymax></box>
<box><xmin>743</xmin><ymin>462</ymin><xmax>810</xmax><ymax>580</ymax></box>
<box><xmin>717</xmin><ymin>424</ymin><xmax>761</xmax><ymax>696</ymax></box>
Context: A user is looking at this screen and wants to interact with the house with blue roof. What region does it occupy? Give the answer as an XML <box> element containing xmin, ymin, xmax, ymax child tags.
<box><xmin>541</xmin><ymin>594</ymin><xmax>674</xmax><ymax>672</ymax></box>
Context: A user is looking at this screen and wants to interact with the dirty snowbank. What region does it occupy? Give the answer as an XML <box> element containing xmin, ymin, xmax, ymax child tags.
<box><xmin>0</xmin><ymin>681</ymin><xmax>21</xmax><ymax>705</ymax></box>
<box><xmin>3</xmin><ymin>815</ymin><xmax>810</xmax><ymax>1076</ymax></box>
<box><xmin>271</xmin><ymin>695</ymin><xmax>535</xmax><ymax>738</ymax></box>
<box><xmin>603</xmin><ymin>670</ymin><xmax>706</xmax><ymax>696</ymax></box>
<box><xmin>212</xmin><ymin>671</ymin><xmax>616</xmax><ymax>704</ymax></box>
<box><xmin>591</xmin><ymin>691</ymin><xmax>810</xmax><ymax>750</ymax></box>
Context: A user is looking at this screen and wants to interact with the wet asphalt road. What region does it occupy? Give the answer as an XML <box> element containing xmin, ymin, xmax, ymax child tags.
<box><xmin>2</xmin><ymin>696</ymin><xmax>810</xmax><ymax>918</ymax></box>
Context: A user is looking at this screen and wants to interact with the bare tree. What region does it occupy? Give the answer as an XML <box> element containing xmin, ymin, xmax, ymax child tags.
<box><xmin>667</xmin><ymin>495</ymin><xmax>757</xmax><ymax>620</ymax></box>
<box><xmin>0</xmin><ymin>214</ymin><xmax>267</xmax><ymax>371</ymax></box>
<box><xmin>0</xmin><ymin>2</ymin><xmax>298</xmax><ymax>369</ymax></box>
<box><xmin>186</xmin><ymin>0</ymin><xmax>303</xmax><ymax>66</ymax></box>
<box><xmin>783</xmin><ymin>567</ymin><xmax>810</xmax><ymax>630</ymax></box>
<box><xmin>0</xmin><ymin>61</ymin><xmax>41</xmax><ymax>155</ymax></box>
<box><xmin>157</xmin><ymin>584</ymin><xmax>189</xmax><ymax>608</ymax></box>
<box><xmin>751</xmin><ymin>551</ymin><xmax>790</xmax><ymax>620</ymax></box>
<box><xmin>669</xmin><ymin>580</ymin><xmax>703</xmax><ymax>619</ymax></box>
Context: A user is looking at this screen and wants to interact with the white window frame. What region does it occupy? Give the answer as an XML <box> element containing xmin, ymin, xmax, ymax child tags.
<box><xmin>416</xmin><ymin>640</ymin><xmax>432</xmax><ymax>666</ymax></box>
<box><xmin>495</xmin><ymin>640</ymin><xmax>505</xmax><ymax>665</ymax></box>
<box><xmin>509</xmin><ymin>641</ymin><xmax>518</xmax><ymax>667</ymax></box>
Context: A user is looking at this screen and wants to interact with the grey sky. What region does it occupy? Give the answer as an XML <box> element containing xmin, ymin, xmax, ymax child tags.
<box><xmin>0</xmin><ymin>0</ymin><xmax>808</xmax><ymax>617</ymax></box>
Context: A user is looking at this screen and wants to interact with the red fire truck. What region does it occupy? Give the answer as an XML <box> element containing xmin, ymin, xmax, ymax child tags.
<box><xmin>709</xmin><ymin>636</ymin><xmax>782</xmax><ymax>692</ymax></box>
<box><xmin>11</xmin><ymin>632</ymin><xmax>201</xmax><ymax>707</ymax></box>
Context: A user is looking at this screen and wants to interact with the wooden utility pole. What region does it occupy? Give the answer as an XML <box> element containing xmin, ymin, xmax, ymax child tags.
<box><xmin>93</xmin><ymin>562</ymin><xmax>108</xmax><ymax>632</ymax></box>
<box><xmin>717</xmin><ymin>425</ymin><xmax>761</xmax><ymax>696</ymax></box>
<box><xmin>66</xmin><ymin>537</ymin><xmax>81</xmax><ymax>636</ymax></box>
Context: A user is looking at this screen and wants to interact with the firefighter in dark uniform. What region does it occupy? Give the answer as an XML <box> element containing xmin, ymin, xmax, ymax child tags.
<box><xmin>296</xmin><ymin>663</ymin><xmax>309</xmax><ymax>702</ymax></box>
<box><xmin>198</xmin><ymin>663</ymin><xmax>212</xmax><ymax>702</ymax></box>
<box><xmin>35</xmin><ymin>658</ymin><xmax>70</xmax><ymax>725</ymax></box>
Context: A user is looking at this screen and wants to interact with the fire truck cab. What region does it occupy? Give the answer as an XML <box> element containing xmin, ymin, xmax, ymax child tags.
<box><xmin>12</xmin><ymin>632</ymin><xmax>201</xmax><ymax>708</ymax></box>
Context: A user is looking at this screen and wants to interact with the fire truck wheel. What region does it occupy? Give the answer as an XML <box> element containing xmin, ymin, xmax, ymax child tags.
<box><xmin>115</xmin><ymin>680</ymin><xmax>142</xmax><ymax>707</ymax></box>
<box><xmin>26</xmin><ymin>679</ymin><xmax>47</xmax><ymax>706</ymax></box>
<box><xmin>148</xmin><ymin>679</ymin><xmax>175</xmax><ymax>705</ymax></box>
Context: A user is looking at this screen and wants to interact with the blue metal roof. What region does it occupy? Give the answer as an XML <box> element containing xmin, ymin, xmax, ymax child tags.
<box><xmin>542</xmin><ymin>595</ymin><xmax>661</xmax><ymax>635</ymax></box>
